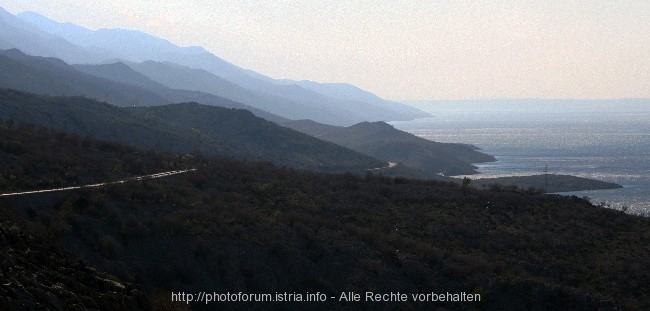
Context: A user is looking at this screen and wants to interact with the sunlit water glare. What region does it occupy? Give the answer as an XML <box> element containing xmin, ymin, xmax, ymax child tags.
<box><xmin>391</xmin><ymin>100</ymin><xmax>650</xmax><ymax>216</ymax></box>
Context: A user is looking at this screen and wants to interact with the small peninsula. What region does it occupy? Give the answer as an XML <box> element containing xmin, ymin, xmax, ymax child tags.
<box><xmin>474</xmin><ymin>174</ymin><xmax>623</xmax><ymax>193</ymax></box>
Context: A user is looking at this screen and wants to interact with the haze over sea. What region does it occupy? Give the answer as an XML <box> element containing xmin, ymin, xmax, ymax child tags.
<box><xmin>391</xmin><ymin>100</ymin><xmax>650</xmax><ymax>216</ymax></box>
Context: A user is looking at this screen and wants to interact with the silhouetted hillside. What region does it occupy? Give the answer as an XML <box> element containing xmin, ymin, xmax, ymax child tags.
<box><xmin>126</xmin><ymin>103</ymin><xmax>385</xmax><ymax>171</ymax></box>
<box><xmin>0</xmin><ymin>89</ymin><xmax>384</xmax><ymax>172</ymax></box>
<box><xmin>285</xmin><ymin>119</ymin><xmax>495</xmax><ymax>175</ymax></box>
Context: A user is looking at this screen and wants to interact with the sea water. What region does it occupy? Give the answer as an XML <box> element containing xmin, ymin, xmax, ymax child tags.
<box><xmin>390</xmin><ymin>99</ymin><xmax>650</xmax><ymax>216</ymax></box>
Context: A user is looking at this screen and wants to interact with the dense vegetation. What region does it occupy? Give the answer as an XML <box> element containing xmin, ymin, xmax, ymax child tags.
<box><xmin>0</xmin><ymin>121</ymin><xmax>187</xmax><ymax>193</ymax></box>
<box><xmin>2</xmin><ymin>124</ymin><xmax>649</xmax><ymax>310</ymax></box>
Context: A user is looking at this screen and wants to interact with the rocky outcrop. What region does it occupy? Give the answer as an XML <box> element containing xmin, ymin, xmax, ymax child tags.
<box><xmin>0</xmin><ymin>218</ymin><xmax>150</xmax><ymax>310</ymax></box>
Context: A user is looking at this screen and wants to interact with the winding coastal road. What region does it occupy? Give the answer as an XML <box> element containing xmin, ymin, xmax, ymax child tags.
<box><xmin>0</xmin><ymin>169</ymin><xmax>196</xmax><ymax>198</ymax></box>
<box><xmin>367</xmin><ymin>161</ymin><xmax>398</xmax><ymax>171</ymax></box>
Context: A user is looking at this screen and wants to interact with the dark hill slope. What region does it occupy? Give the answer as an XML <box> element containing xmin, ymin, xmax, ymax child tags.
<box><xmin>0</xmin><ymin>88</ymin><xmax>202</xmax><ymax>152</ymax></box>
<box><xmin>0</xmin><ymin>89</ymin><xmax>383</xmax><ymax>171</ymax></box>
<box><xmin>126</xmin><ymin>103</ymin><xmax>385</xmax><ymax>171</ymax></box>
<box><xmin>2</xmin><ymin>124</ymin><xmax>648</xmax><ymax>310</ymax></box>
<box><xmin>0</xmin><ymin>121</ymin><xmax>188</xmax><ymax>193</ymax></box>
<box><xmin>285</xmin><ymin>119</ymin><xmax>495</xmax><ymax>175</ymax></box>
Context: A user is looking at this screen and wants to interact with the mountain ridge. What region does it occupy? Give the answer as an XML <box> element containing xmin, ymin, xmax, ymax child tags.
<box><xmin>5</xmin><ymin>7</ymin><xmax>431</xmax><ymax>126</ymax></box>
<box><xmin>0</xmin><ymin>7</ymin><xmax>111</xmax><ymax>63</ymax></box>
<box><xmin>0</xmin><ymin>49</ymin><xmax>287</xmax><ymax>123</ymax></box>
<box><xmin>0</xmin><ymin>48</ymin><xmax>172</xmax><ymax>106</ymax></box>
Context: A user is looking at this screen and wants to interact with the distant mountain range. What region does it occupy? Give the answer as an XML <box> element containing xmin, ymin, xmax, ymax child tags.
<box><xmin>0</xmin><ymin>6</ymin><xmax>499</xmax><ymax>178</ymax></box>
<box><xmin>0</xmin><ymin>49</ymin><xmax>285</xmax><ymax>123</ymax></box>
<box><xmin>0</xmin><ymin>7</ymin><xmax>429</xmax><ymax>126</ymax></box>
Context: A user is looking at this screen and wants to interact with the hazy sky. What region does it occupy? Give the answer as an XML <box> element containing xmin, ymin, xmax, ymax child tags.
<box><xmin>2</xmin><ymin>1</ymin><xmax>649</xmax><ymax>100</ymax></box>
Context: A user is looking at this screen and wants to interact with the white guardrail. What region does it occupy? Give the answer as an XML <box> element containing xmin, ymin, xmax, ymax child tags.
<box><xmin>0</xmin><ymin>169</ymin><xmax>196</xmax><ymax>197</ymax></box>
